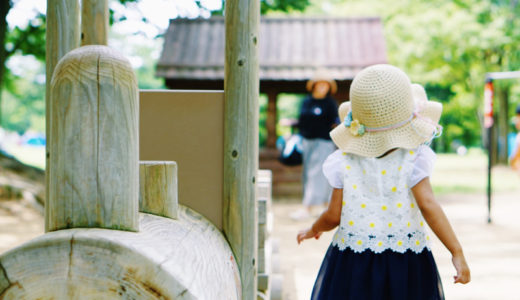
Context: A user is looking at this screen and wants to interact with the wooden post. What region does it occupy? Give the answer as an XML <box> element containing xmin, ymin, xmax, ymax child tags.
<box><xmin>81</xmin><ymin>0</ymin><xmax>108</xmax><ymax>45</ymax></box>
<box><xmin>139</xmin><ymin>161</ymin><xmax>178</xmax><ymax>220</ymax></box>
<box><xmin>45</xmin><ymin>0</ymin><xmax>81</xmax><ymax>232</ymax></box>
<box><xmin>224</xmin><ymin>0</ymin><xmax>260</xmax><ymax>298</ymax></box>
<box><xmin>47</xmin><ymin>45</ymin><xmax>139</xmax><ymax>232</ymax></box>
<box><xmin>266</xmin><ymin>91</ymin><xmax>278</xmax><ymax>149</ymax></box>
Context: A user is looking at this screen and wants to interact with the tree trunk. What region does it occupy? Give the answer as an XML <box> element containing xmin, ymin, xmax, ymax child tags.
<box><xmin>0</xmin><ymin>0</ymin><xmax>12</xmax><ymax>126</ymax></box>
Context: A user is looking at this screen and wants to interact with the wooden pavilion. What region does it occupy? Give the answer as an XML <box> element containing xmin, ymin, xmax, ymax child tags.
<box><xmin>157</xmin><ymin>16</ymin><xmax>388</xmax><ymax>196</ymax></box>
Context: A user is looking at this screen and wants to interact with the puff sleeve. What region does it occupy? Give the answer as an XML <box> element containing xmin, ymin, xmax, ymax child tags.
<box><xmin>408</xmin><ymin>145</ymin><xmax>437</xmax><ymax>188</ymax></box>
<box><xmin>322</xmin><ymin>150</ymin><xmax>345</xmax><ymax>189</ymax></box>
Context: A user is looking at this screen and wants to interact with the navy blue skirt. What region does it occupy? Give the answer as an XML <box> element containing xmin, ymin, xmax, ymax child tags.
<box><xmin>311</xmin><ymin>245</ymin><xmax>444</xmax><ymax>300</ymax></box>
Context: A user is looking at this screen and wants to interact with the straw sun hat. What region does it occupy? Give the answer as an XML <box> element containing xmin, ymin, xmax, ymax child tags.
<box><xmin>306</xmin><ymin>69</ymin><xmax>338</xmax><ymax>95</ymax></box>
<box><xmin>330</xmin><ymin>64</ymin><xmax>443</xmax><ymax>157</ymax></box>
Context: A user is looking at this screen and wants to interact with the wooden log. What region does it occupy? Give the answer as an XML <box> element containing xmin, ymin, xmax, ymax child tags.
<box><xmin>45</xmin><ymin>0</ymin><xmax>81</xmax><ymax>231</ymax></box>
<box><xmin>139</xmin><ymin>161</ymin><xmax>178</xmax><ymax>220</ymax></box>
<box><xmin>224</xmin><ymin>0</ymin><xmax>260</xmax><ymax>298</ymax></box>
<box><xmin>0</xmin><ymin>206</ymin><xmax>241</xmax><ymax>299</ymax></box>
<box><xmin>81</xmin><ymin>0</ymin><xmax>108</xmax><ymax>45</ymax></box>
<box><xmin>47</xmin><ymin>45</ymin><xmax>139</xmax><ymax>232</ymax></box>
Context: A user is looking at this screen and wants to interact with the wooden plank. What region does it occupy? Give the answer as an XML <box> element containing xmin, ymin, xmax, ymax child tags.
<box><xmin>257</xmin><ymin>273</ymin><xmax>270</xmax><ymax>291</ymax></box>
<box><xmin>45</xmin><ymin>0</ymin><xmax>81</xmax><ymax>232</ymax></box>
<box><xmin>258</xmin><ymin>198</ymin><xmax>268</xmax><ymax>225</ymax></box>
<box><xmin>47</xmin><ymin>45</ymin><xmax>139</xmax><ymax>232</ymax></box>
<box><xmin>0</xmin><ymin>207</ymin><xmax>241</xmax><ymax>299</ymax></box>
<box><xmin>81</xmin><ymin>0</ymin><xmax>108</xmax><ymax>45</ymax></box>
<box><xmin>139</xmin><ymin>90</ymin><xmax>225</xmax><ymax>229</ymax></box>
<box><xmin>223</xmin><ymin>0</ymin><xmax>260</xmax><ymax>298</ymax></box>
<box><xmin>139</xmin><ymin>161</ymin><xmax>178</xmax><ymax>219</ymax></box>
<box><xmin>258</xmin><ymin>239</ymin><xmax>271</xmax><ymax>274</ymax></box>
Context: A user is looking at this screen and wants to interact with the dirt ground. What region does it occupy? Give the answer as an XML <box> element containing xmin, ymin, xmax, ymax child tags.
<box><xmin>273</xmin><ymin>192</ymin><xmax>520</xmax><ymax>300</ymax></box>
<box><xmin>1</xmin><ymin>192</ymin><xmax>520</xmax><ymax>300</ymax></box>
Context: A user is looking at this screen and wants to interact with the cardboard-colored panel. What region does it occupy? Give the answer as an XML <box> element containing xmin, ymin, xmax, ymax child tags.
<box><xmin>139</xmin><ymin>90</ymin><xmax>224</xmax><ymax>229</ymax></box>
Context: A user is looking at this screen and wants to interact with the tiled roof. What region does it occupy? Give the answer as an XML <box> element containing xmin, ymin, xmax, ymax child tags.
<box><xmin>157</xmin><ymin>16</ymin><xmax>387</xmax><ymax>81</ymax></box>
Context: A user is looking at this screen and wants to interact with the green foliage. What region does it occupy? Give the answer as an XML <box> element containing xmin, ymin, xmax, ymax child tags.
<box><xmin>261</xmin><ymin>0</ymin><xmax>310</xmax><ymax>14</ymax></box>
<box><xmin>305</xmin><ymin>0</ymin><xmax>520</xmax><ymax>152</ymax></box>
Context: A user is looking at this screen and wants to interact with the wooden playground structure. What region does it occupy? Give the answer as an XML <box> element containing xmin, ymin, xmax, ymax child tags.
<box><xmin>0</xmin><ymin>0</ymin><xmax>278</xmax><ymax>299</ymax></box>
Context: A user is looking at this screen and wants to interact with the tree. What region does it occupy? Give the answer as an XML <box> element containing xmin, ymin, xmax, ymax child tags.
<box><xmin>1</xmin><ymin>0</ymin><xmax>312</xmax><ymax>131</ymax></box>
<box><xmin>306</xmin><ymin>0</ymin><xmax>520</xmax><ymax>151</ymax></box>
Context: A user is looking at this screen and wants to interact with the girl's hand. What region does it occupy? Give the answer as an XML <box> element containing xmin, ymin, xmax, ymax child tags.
<box><xmin>452</xmin><ymin>254</ymin><xmax>471</xmax><ymax>284</ymax></box>
<box><xmin>297</xmin><ymin>228</ymin><xmax>322</xmax><ymax>244</ymax></box>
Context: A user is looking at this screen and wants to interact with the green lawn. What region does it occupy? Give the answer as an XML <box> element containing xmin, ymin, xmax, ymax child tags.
<box><xmin>431</xmin><ymin>150</ymin><xmax>519</xmax><ymax>195</ymax></box>
<box><xmin>5</xmin><ymin>144</ymin><xmax>45</xmax><ymax>170</ymax></box>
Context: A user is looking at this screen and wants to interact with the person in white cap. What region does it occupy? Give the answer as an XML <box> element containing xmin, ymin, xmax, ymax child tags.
<box><xmin>290</xmin><ymin>70</ymin><xmax>339</xmax><ymax>221</ymax></box>
<box><xmin>297</xmin><ymin>64</ymin><xmax>470</xmax><ymax>299</ymax></box>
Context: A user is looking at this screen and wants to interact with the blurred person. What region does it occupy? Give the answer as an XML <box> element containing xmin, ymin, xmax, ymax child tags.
<box><xmin>297</xmin><ymin>65</ymin><xmax>470</xmax><ymax>299</ymax></box>
<box><xmin>290</xmin><ymin>70</ymin><xmax>339</xmax><ymax>220</ymax></box>
<box><xmin>510</xmin><ymin>104</ymin><xmax>520</xmax><ymax>173</ymax></box>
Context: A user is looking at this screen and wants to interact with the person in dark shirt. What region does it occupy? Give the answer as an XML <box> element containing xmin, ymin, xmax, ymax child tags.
<box><xmin>290</xmin><ymin>71</ymin><xmax>339</xmax><ymax>220</ymax></box>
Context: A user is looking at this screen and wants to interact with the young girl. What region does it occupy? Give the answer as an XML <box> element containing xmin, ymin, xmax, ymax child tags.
<box><xmin>297</xmin><ymin>64</ymin><xmax>470</xmax><ymax>299</ymax></box>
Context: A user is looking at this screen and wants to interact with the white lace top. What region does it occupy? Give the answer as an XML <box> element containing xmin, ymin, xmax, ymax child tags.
<box><xmin>322</xmin><ymin>146</ymin><xmax>436</xmax><ymax>254</ymax></box>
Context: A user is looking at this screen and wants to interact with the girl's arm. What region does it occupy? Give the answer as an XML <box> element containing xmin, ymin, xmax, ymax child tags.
<box><xmin>297</xmin><ymin>188</ymin><xmax>343</xmax><ymax>244</ymax></box>
<box><xmin>412</xmin><ymin>178</ymin><xmax>471</xmax><ymax>284</ymax></box>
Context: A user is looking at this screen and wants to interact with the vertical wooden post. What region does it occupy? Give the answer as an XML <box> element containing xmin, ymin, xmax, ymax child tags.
<box><xmin>224</xmin><ymin>0</ymin><xmax>260</xmax><ymax>298</ymax></box>
<box><xmin>47</xmin><ymin>45</ymin><xmax>139</xmax><ymax>232</ymax></box>
<box><xmin>139</xmin><ymin>161</ymin><xmax>179</xmax><ymax>220</ymax></box>
<box><xmin>81</xmin><ymin>0</ymin><xmax>108</xmax><ymax>45</ymax></box>
<box><xmin>266</xmin><ymin>91</ymin><xmax>278</xmax><ymax>148</ymax></box>
<box><xmin>45</xmin><ymin>0</ymin><xmax>80</xmax><ymax>232</ymax></box>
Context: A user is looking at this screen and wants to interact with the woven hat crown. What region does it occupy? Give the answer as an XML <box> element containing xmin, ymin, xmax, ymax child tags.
<box><xmin>350</xmin><ymin>65</ymin><xmax>414</xmax><ymax>128</ymax></box>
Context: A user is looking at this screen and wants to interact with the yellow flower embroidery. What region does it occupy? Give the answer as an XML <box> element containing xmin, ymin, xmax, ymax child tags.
<box><xmin>397</xmin><ymin>240</ymin><xmax>403</xmax><ymax>246</ymax></box>
<box><xmin>426</xmin><ymin>236</ymin><xmax>430</xmax><ymax>240</ymax></box>
<box><xmin>388</xmin><ymin>222</ymin><xmax>393</xmax><ymax>228</ymax></box>
<box><xmin>348</xmin><ymin>220</ymin><xmax>354</xmax><ymax>226</ymax></box>
<box><xmin>342</xmin><ymin>152</ymin><xmax>347</xmax><ymax>156</ymax></box>
<box><xmin>420</xmin><ymin>221</ymin><xmax>424</xmax><ymax>227</ymax></box>
<box><xmin>377</xmin><ymin>241</ymin><xmax>383</xmax><ymax>247</ymax></box>
<box><xmin>397</xmin><ymin>202</ymin><xmax>403</xmax><ymax>208</ymax></box>
<box><xmin>369</xmin><ymin>222</ymin><xmax>375</xmax><ymax>228</ymax></box>
<box><xmin>356</xmin><ymin>240</ymin><xmax>363</xmax><ymax>246</ymax></box>
<box><xmin>346</xmin><ymin>165</ymin><xmax>351</xmax><ymax>170</ymax></box>
<box><xmin>391</xmin><ymin>186</ymin><xmax>397</xmax><ymax>192</ymax></box>
<box><xmin>342</xmin><ymin>200</ymin><xmax>346</xmax><ymax>206</ymax></box>
<box><xmin>363</xmin><ymin>169</ymin><xmax>367</xmax><ymax>175</ymax></box>
<box><xmin>409</xmin><ymin>150</ymin><xmax>415</xmax><ymax>155</ymax></box>
<box><xmin>411</xmin><ymin>203</ymin><xmax>415</xmax><ymax>208</ymax></box>
<box><xmin>352</xmin><ymin>184</ymin><xmax>357</xmax><ymax>190</ymax></box>
<box><xmin>398</xmin><ymin>166</ymin><xmax>403</xmax><ymax>171</ymax></box>
<box><xmin>341</xmin><ymin>238</ymin><xmax>345</xmax><ymax>243</ymax></box>
<box><xmin>415</xmin><ymin>240</ymin><xmax>421</xmax><ymax>246</ymax></box>
<box><xmin>361</xmin><ymin>203</ymin><xmax>366</xmax><ymax>208</ymax></box>
<box><xmin>381</xmin><ymin>205</ymin><xmax>387</xmax><ymax>211</ymax></box>
<box><xmin>381</xmin><ymin>170</ymin><xmax>387</xmax><ymax>175</ymax></box>
<box><xmin>407</xmin><ymin>222</ymin><xmax>411</xmax><ymax>227</ymax></box>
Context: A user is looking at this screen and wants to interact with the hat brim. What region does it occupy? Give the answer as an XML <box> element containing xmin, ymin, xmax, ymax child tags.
<box><xmin>306</xmin><ymin>78</ymin><xmax>338</xmax><ymax>94</ymax></box>
<box><xmin>330</xmin><ymin>101</ymin><xmax>442</xmax><ymax>157</ymax></box>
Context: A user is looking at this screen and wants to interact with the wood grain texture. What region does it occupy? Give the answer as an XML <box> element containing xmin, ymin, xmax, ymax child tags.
<box><xmin>139</xmin><ymin>161</ymin><xmax>178</xmax><ymax>220</ymax></box>
<box><xmin>81</xmin><ymin>0</ymin><xmax>108</xmax><ymax>45</ymax></box>
<box><xmin>223</xmin><ymin>0</ymin><xmax>260</xmax><ymax>298</ymax></box>
<box><xmin>47</xmin><ymin>45</ymin><xmax>139</xmax><ymax>232</ymax></box>
<box><xmin>0</xmin><ymin>207</ymin><xmax>241</xmax><ymax>299</ymax></box>
<box><xmin>45</xmin><ymin>0</ymin><xmax>81</xmax><ymax>232</ymax></box>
